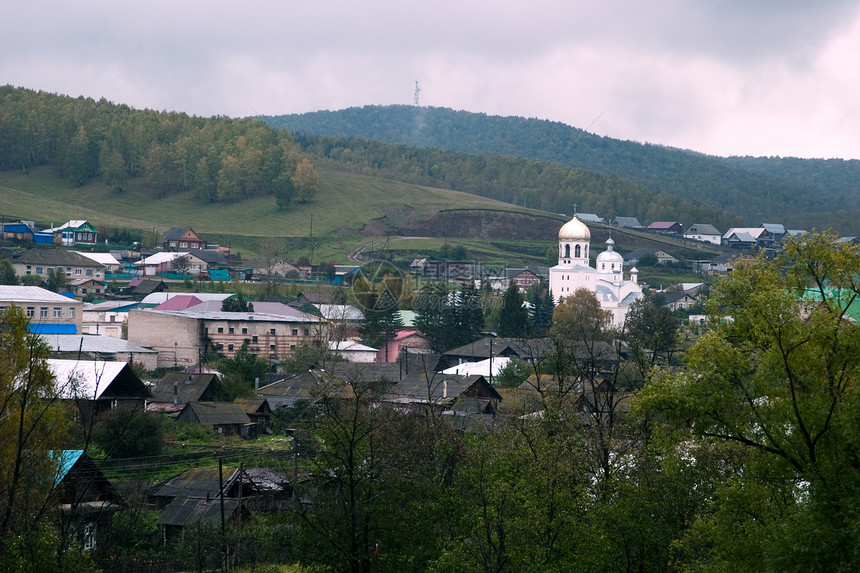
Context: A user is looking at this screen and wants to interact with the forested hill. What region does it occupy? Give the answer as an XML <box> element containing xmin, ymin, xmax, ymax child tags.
<box><xmin>294</xmin><ymin>134</ymin><xmax>742</xmax><ymax>232</ymax></box>
<box><xmin>261</xmin><ymin>105</ymin><xmax>860</xmax><ymax>233</ymax></box>
<box><xmin>0</xmin><ymin>86</ymin><xmax>317</xmax><ymax>209</ymax></box>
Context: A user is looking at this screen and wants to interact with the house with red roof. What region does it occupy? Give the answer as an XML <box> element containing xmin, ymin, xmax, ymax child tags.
<box><xmin>647</xmin><ymin>221</ymin><xmax>685</xmax><ymax>235</ymax></box>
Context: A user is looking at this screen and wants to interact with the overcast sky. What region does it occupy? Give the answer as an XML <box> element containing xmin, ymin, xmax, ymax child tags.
<box><xmin>3</xmin><ymin>1</ymin><xmax>859</xmax><ymax>159</ymax></box>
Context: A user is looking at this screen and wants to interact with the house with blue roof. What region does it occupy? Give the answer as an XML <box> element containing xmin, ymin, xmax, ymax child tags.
<box><xmin>53</xmin><ymin>450</ymin><xmax>124</xmax><ymax>552</ymax></box>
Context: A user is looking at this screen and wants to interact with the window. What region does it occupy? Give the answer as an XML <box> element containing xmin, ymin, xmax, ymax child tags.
<box><xmin>46</xmin><ymin>267</ymin><xmax>53</xmax><ymax>274</ymax></box>
<box><xmin>26</xmin><ymin>307</ymin><xmax>34</xmax><ymax>317</ymax></box>
<box><xmin>252</xmin><ymin>335</ymin><xmax>258</xmax><ymax>343</ymax></box>
<box><xmin>35</xmin><ymin>267</ymin><xmax>42</xmax><ymax>274</ymax></box>
<box><xmin>228</xmin><ymin>327</ymin><xmax>234</xmax><ymax>334</ymax></box>
<box><xmin>574</xmin><ymin>245</ymin><xmax>581</xmax><ymax>258</ymax></box>
<box><xmin>68</xmin><ymin>307</ymin><xmax>75</xmax><ymax>319</ymax></box>
<box><xmin>228</xmin><ymin>344</ymin><xmax>234</xmax><ymax>351</ymax></box>
<box><xmin>75</xmin><ymin>268</ymin><xmax>82</xmax><ymax>275</ymax></box>
<box><xmin>180</xmin><ymin>241</ymin><xmax>187</xmax><ymax>248</ymax></box>
<box><xmin>292</xmin><ymin>329</ymin><xmax>298</xmax><ymax>335</ymax></box>
<box><xmin>270</xmin><ymin>328</ymin><xmax>276</xmax><ymax>335</ymax></box>
<box><xmin>290</xmin><ymin>344</ymin><xmax>296</xmax><ymax>350</ymax></box>
<box><xmin>40</xmin><ymin>307</ymin><xmax>48</xmax><ymax>318</ymax></box>
<box><xmin>217</xmin><ymin>327</ymin><xmax>224</xmax><ymax>333</ymax></box>
<box><xmin>270</xmin><ymin>344</ymin><xmax>276</xmax><ymax>351</ymax></box>
<box><xmin>86</xmin><ymin>269</ymin><xmax>93</xmax><ymax>276</ymax></box>
<box><xmin>53</xmin><ymin>307</ymin><xmax>61</xmax><ymax>318</ymax></box>
<box><xmin>83</xmin><ymin>522</ymin><xmax>97</xmax><ymax>551</ymax></box>
<box><xmin>564</xmin><ymin>244</ymin><xmax>570</xmax><ymax>258</ymax></box>
<box><xmin>242</xmin><ymin>328</ymin><xmax>248</xmax><ymax>334</ymax></box>
<box><xmin>304</xmin><ymin>329</ymin><xmax>310</xmax><ymax>336</ymax></box>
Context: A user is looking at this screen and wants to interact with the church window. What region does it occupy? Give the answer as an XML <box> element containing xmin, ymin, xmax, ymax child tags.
<box><xmin>601</xmin><ymin>263</ymin><xmax>605</xmax><ymax>270</ymax></box>
<box><xmin>564</xmin><ymin>244</ymin><xmax>570</xmax><ymax>258</ymax></box>
<box><xmin>575</xmin><ymin>245</ymin><xmax>581</xmax><ymax>257</ymax></box>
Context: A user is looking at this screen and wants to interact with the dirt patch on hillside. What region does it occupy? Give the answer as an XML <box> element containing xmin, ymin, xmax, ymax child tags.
<box><xmin>361</xmin><ymin>209</ymin><xmax>565</xmax><ymax>240</ymax></box>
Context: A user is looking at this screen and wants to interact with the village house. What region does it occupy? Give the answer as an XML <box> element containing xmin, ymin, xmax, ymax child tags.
<box><xmin>382</xmin><ymin>372</ymin><xmax>502</xmax><ymax>416</ymax></box>
<box><xmin>175</xmin><ymin>402</ymin><xmax>254</xmax><ymax>437</ymax></box>
<box><xmin>723</xmin><ymin>227</ymin><xmax>776</xmax><ymax>249</ymax></box>
<box><xmin>0</xmin><ymin>285</ymin><xmax>83</xmax><ymax>334</ymax></box>
<box><xmin>48</xmin><ymin>359</ymin><xmax>152</xmax><ymax>421</ymax></box>
<box><xmin>126</xmin><ymin>278</ymin><xmax>170</xmax><ymax>299</ymax></box>
<box><xmin>148</xmin><ymin>466</ymin><xmax>257</xmax><ymax>547</ymax></box>
<box><xmin>611</xmin><ymin>216</ymin><xmax>644</xmax><ymax>230</ymax></box>
<box><xmin>576</xmin><ymin>213</ymin><xmax>605</xmax><ymax>223</ymax></box>
<box><xmin>127</xmin><ymin>307</ymin><xmax>323</xmax><ymax>369</ymax></box>
<box><xmin>10</xmin><ymin>250</ymin><xmax>107</xmax><ymax>283</ymax></box>
<box><xmin>134</xmin><ymin>251</ymin><xmax>192</xmax><ymax>275</ymax></box>
<box><xmin>329</xmin><ymin>339</ymin><xmax>379</xmax><ymax>363</ymax></box>
<box><xmin>647</xmin><ymin>221</ymin><xmax>685</xmax><ymax>235</ymax></box>
<box><xmin>53</xmin><ymin>450</ymin><xmax>125</xmax><ymax>553</ymax></box>
<box><xmin>149</xmin><ymin>372</ymin><xmax>226</xmax><ymax>407</ymax></box>
<box><xmin>660</xmin><ymin>291</ymin><xmax>698</xmax><ymax>311</ymax></box>
<box><xmin>69</xmin><ymin>277</ymin><xmax>107</xmax><ymax>298</ymax></box>
<box><xmin>440</xmin><ymin>336</ymin><xmax>554</xmax><ymax>370</ymax></box>
<box><xmin>379</xmin><ymin>329</ymin><xmax>433</xmax><ymax>363</ymax></box>
<box><xmin>683</xmin><ymin>224</ymin><xmax>722</xmax><ymax>245</ymax></box>
<box><xmin>160</xmin><ymin>227</ymin><xmax>207</xmax><ymax>250</ymax></box>
<box><xmin>487</xmin><ymin>266</ymin><xmax>547</xmax><ymax>293</ymax></box>
<box><xmin>233</xmin><ymin>397</ymin><xmax>273</xmax><ymax>434</ymax></box>
<box><xmin>42</xmin><ymin>220</ymin><xmax>99</xmax><ymax>246</ymax></box>
<box><xmin>623</xmin><ymin>248</ymin><xmax>679</xmax><ymax>266</ymax></box>
<box><xmin>74</xmin><ymin>251</ymin><xmax>122</xmax><ymax>273</ymax></box>
<box><xmin>1</xmin><ymin>220</ymin><xmax>36</xmax><ymax>241</ymax></box>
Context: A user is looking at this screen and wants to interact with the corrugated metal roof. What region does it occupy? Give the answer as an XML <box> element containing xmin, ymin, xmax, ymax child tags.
<box><xmin>150</xmin><ymin>466</ymin><xmax>239</xmax><ymax>500</ymax></box>
<box><xmin>0</xmin><ymin>285</ymin><xmax>78</xmax><ymax>303</ymax></box>
<box><xmin>157</xmin><ymin>497</ymin><xmax>239</xmax><ymax>526</ymax></box>
<box><xmin>48</xmin><ymin>359</ymin><xmax>130</xmax><ymax>399</ymax></box>
<box><xmin>184</xmin><ymin>402</ymin><xmax>252</xmax><ymax>425</ymax></box>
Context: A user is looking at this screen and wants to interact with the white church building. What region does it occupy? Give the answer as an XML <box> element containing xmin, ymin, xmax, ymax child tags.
<box><xmin>548</xmin><ymin>214</ymin><xmax>643</xmax><ymax>327</ymax></box>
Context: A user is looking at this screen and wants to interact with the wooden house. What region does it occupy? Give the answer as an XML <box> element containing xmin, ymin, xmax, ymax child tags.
<box><xmin>54</xmin><ymin>450</ymin><xmax>124</xmax><ymax>552</ymax></box>
<box><xmin>175</xmin><ymin>402</ymin><xmax>253</xmax><ymax>437</ymax></box>
<box><xmin>48</xmin><ymin>359</ymin><xmax>152</xmax><ymax>421</ymax></box>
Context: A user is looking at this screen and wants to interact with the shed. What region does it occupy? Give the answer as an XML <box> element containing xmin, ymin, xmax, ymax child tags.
<box><xmin>175</xmin><ymin>402</ymin><xmax>253</xmax><ymax>437</ymax></box>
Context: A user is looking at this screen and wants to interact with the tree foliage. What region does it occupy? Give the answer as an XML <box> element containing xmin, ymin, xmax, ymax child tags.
<box><xmin>495</xmin><ymin>283</ymin><xmax>531</xmax><ymax>338</ymax></box>
<box><xmin>0</xmin><ymin>86</ymin><xmax>316</xmax><ymax>209</ymax></box>
<box><xmin>413</xmin><ymin>283</ymin><xmax>485</xmax><ymax>352</ymax></box>
<box><xmin>639</xmin><ymin>231</ymin><xmax>860</xmax><ymax>570</ymax></box>
<box><xmin>91</xmin><ymin>408</ymin><xmax>163</xmax><ymax>459</ymax></box>
<box><xmin>0</xmin><ymin>306</ymin><xmax>71</xmax><ymax>547</ymax></box>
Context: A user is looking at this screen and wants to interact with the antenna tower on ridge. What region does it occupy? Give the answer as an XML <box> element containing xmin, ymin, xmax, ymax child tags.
<box><xmin>414</xmin><ymin>80</ymin><xmax>421</xmax><ymax>106</ymax></box>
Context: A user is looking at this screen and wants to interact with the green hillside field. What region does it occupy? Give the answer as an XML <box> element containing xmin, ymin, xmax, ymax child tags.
<box><xmin>0</xmin><ymin>164</ymin><xmax>562</xmax><ymax>262</ymax></box>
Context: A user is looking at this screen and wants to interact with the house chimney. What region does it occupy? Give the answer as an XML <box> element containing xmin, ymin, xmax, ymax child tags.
<box><xmin>173</xmin><ymin>380</ymin><xmax>178</xmax><ymax>405</ymax></box>
<box><xmin>255</xmin><ymin>377</ymin><xmax>260</xmax><ymax>392</ymax></box>
<box><xmin>443</xmin><ymin>380</ymin><xmax>448</xmax><ymax>399</ymax></box>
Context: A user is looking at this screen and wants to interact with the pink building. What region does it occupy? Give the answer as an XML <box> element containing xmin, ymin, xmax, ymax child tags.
<box><xmin>379</xmin><ymin>329</ymin><xmax>433</xmax><ymax>363</ymax></box>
